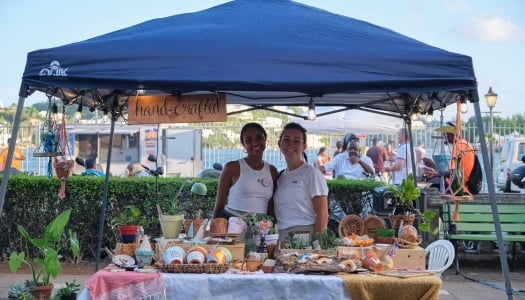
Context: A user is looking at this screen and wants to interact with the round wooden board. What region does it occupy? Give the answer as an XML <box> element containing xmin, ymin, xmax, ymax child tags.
<box><xmin>338</xmin><ymin>214</ymin><xmax>364</xmax><ymax>238</ymax></box>
<box><xmin>363</xmin><ymin>214</ymin><xmax>387</xmax><ymax>241</ymax></box>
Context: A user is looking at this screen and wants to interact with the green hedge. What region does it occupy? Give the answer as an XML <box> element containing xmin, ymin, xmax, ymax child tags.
<box><xmin>0</xmin><ymin>175</ymin><xmax>384</xmax><ymax>262</ymax></box>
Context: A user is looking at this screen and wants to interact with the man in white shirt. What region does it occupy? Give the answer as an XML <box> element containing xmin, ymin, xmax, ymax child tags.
<box><xmin>319</xmin><ymin>140</ymin><xmax>374</xmax><ymax>179</ymax></box>
<box><xmin>385</xmin><ymin>128</ymin><xmax>414</xmax><ymax>184</ymax></box>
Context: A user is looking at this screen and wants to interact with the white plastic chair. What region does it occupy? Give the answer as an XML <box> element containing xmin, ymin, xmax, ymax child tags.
<box><xmin>425</xmin><ymin>239</ymin><xmax>455</xmax><ymax>278</ymax></box>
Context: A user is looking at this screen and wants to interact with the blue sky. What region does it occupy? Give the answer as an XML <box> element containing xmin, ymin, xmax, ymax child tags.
<box><xmin>1</xmin><ymin>0</ymin><xmax>524</xmax><ymax>120</ymax></box>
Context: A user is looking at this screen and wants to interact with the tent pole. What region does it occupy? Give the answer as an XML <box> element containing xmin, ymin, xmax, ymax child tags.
<box><xmin>472</xmin><ymin>91</ymin><xmax>514</xmax><ymax>299</ymax></box>
<box><xmin>0</xmin><ymin>94</ymin><xmax>26</xmax><ymax>218</ymax></box>
<box><xmin>95</xmin><ymin>107</ymin><xmax>117</xmax><ymax>271</ymax></box>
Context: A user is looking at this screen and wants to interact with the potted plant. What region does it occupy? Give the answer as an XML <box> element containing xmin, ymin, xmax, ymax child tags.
<box><xmin>52</xmin><ymin>279</ymin><xmax>80</xmax><ymax>300</ymax></box>
<box><xmin>111</xmin><ymin>205</ymin><xmax>147</xmax><ymax>243</ymax></box>
<box><xmin>158</xmin><ymin>180</ymin><xmax>207</xmax><ymax>238</ymax></box>
<box><xmin>8</xmin><ymin>210</ymin><xmax>79</xmax><ymax>300</ymax></box>
<box><xmin>244</xmin><ymin>213</ymin><xmax>279</xmax><ymax>255</ymax></box>
<box><xmin>386</xmin><ymin>174</ymin><xmax>437</xmax><ymax>234</ymax></box>
<box><xmin>7</xmin><ymin>281</ymin><xmax>31</xmax><ymax>300</ymax></box>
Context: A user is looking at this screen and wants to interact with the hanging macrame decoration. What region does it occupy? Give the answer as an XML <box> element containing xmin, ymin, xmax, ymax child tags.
<box><xmin>53</xmin><ymin>106</ymin><xmax>75</xmax><ymax>199</ymax></box>
<box><xmin>441</xmin><ymin>96</ymin><xmax>473</xmax><ymax>221</ymax></box>
<box><xmin>34</xmin><ymin>95</ymin><xmax>64</xmax><ymax>159</ymax></box>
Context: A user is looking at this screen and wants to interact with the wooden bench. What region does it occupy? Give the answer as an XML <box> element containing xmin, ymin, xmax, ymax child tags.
<box><xmin>442</xmin><ymin>203</ymin><xmax>525</xmax><ymax>272</ymax></box>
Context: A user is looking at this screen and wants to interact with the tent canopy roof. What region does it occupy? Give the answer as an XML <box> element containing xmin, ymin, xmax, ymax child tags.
<box><xmin>21</xmin><ymin>0</ymin><xmax>477</xmax><ymax>119</ymax></box>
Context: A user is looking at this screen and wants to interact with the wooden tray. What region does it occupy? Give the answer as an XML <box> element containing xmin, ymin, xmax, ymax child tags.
<box><xmin>338</xmin><ymin>215</ymin><xmax>364</xmax><ymax>238</ymax></box>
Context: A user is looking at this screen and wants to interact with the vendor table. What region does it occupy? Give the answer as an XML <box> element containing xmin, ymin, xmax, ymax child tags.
<box><xmin>78</xmin><ymin>269</ymin><xmax>441</xmax><ymax>300</ymax></box>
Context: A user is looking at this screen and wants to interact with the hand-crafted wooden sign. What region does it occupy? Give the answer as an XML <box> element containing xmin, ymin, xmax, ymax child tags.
<box><xmin>127</xmin><ymin>94</ymin><xmax>227</xmax><ymax>124</ymax></box>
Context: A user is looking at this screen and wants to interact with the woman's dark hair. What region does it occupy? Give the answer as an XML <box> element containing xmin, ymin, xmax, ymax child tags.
<box><xmin>240</xmin><ymin>122</ymin><xmax>267</xmax><ymax>145</ymax></box>
<box><xmin>279</xmin><ymin>122</ymin><xmax>308</xmax><ymax>162</ymax></box>
<box><xmin>317</xmin><ymin>147</ymin><xmax>327</xmax><ymax>156</ymax></box>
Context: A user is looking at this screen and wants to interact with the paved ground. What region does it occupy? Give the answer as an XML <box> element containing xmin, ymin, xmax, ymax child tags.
<box><xmin>1</xmin><ymin>254</ymin><xmax>524</xmax><ymax>299</ymax></box>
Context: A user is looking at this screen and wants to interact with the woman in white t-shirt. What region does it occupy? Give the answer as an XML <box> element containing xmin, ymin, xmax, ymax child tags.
<box><xmin>212</xmin><ymin>123</ymin><xmax>279</xmax><ymax>219</ymax></box>
<box><xmin>273</xmin><ymin>122</ymin><xmax>329</xmax><ymax>242</ymax></box>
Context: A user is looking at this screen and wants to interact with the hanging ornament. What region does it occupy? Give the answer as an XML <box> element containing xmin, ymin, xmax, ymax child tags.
<box><xmin>53</xmin><ymin>106</ymin><xmax>75</xmax><ymax>199</ymax></box>
<box><xmin>33</xmin><ymin>95</ymin><xmax>64</xmax><ymax>158</ymax></box>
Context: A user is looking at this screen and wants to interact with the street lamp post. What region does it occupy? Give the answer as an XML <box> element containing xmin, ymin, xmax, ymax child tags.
<box><xmin>485</xmin><ymin>86</ymin><xmax>498</xmax><ymax>181</ymax></box>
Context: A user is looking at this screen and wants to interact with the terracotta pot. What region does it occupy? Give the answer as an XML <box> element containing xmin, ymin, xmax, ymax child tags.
<box><xmin>118</xmin><ymin>225</ymin><xmax>138</xmax><ymax>243</ymax></box>
<box><xmin>30</xmin><ymin>284</ymin><xmax>54</xmax><ymax>300</ymax></box>
<box><xmin>184</xmin><ymin>219</ymin><xmax>204</xmax><ymax>238</ymax></box>
<box><xmin>210</xmin><ymin>218</ymin><xmax>228</xmax><ymax>234</ymax></box>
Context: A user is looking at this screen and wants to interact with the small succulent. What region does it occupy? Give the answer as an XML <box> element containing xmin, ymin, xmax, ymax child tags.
<box><xmin>8</xmin><ymin>281</ymin><xmax>29</xmax><ymax>298</ymax></box>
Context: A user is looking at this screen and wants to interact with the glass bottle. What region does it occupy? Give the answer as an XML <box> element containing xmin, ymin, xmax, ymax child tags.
<box><xmin>257</xmin><ymin>233</ymin><xmax>269</xmax><ymax>262</ymax></box>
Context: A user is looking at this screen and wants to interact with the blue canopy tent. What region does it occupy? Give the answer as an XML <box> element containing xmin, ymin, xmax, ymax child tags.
<box><xmin>0</xmin><ymin>0</ymin><xmax>512</xmax><ymax>295</ymax></box>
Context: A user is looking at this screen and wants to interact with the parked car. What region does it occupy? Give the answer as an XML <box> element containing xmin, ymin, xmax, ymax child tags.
<box><xmin>497</xmin><ymin>137</ymin><xmax>525</xmax><ymax>192</ymax></box>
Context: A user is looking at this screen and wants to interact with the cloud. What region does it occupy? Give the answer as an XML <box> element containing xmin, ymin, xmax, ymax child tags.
<box><xmin>443</xmin><ymin>0</ymin><xmax>525</xmax><ymax>43</ymax></box>
<box><xmin>455</xmin><ymin>15</ymin><xmax>524</xmax><ymax>42</ymax></box>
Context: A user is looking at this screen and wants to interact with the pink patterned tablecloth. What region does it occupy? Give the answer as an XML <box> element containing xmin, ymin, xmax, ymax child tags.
<box><xmin>85</xmin><ymin>270</ymin><xmax>165</xmax><ymax>300</ymax></box>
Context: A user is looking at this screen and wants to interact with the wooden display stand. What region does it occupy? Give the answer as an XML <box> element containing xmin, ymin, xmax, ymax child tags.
<box><xmin>337</xmin><ymin>246</ymin><xmax>425</xmax><ymax>269</ymax></box>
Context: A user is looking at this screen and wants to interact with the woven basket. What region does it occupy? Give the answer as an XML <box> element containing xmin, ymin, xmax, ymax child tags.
<box><xmin>156</xmin><ymin>263</ymin><xmax>229</xmax><ymax>274</ymax></box>
<box><xmin>115</xmin><ymin>241</ymin><xmax>139</xmax><ymax>259</ymax></box>
<box><xmin>394</xmin><ymin>237</ymin><xmax>421</xmax><ymax>249</ymax></box>
<box><xmin>338</xmin><ymin>214</ymin><xmax>364</xmax><ymax>238</ymax></box>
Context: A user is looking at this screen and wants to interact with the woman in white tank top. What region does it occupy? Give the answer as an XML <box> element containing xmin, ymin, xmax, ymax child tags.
<box><xmin>212</xmin><ymin>123</ymin><xmax>279</xmax><ymax>219</ymax></box>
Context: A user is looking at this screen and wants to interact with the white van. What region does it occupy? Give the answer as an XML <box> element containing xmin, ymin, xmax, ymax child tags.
<box><xmin>497</xmin><ymin>137</ymin><xmax>525</xmax><ymax>192</ymax></box>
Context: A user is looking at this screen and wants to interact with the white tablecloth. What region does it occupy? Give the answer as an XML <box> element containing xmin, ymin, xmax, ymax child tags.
<box><xmin>78</xmin><ymin>272</ymin><xmax>350</xmax><ymax>300</ymax></box>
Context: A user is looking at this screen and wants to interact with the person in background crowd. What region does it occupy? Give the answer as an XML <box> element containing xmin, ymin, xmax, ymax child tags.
<box><xmin>366</xmin><ymin>138</ymin><xmax>387</xmax><ymax>176</ymax></box>
<box><xmin>0</xmin><ymin>138</ymin><xmax>26</xmax><ymax>174</ymax></box>
<box><xmin>212</xmin><ymin>122</ymin><xmax>278</xmax><ymax>219</ymax></box>
<box><xmin>274</xmin><ymin>122</ymin><xmax>328</xmax><ymax>243</ymax></box>
<box><xmin>319</xmin><ymin>139</ymin><xmax>374</xmax><ymax>180</ymax></box>
<box><xmin>81</xmin><ymin>158</ymin><xmax>105</xmax><ymax>176</ymax></box>
<box><xmin>332</xmin><ymin>140</ymin><xmax>345</xmax><ymax>157</ymax></box>
<box><xmin>315</xmin><ymin>147</ymin><xmax>332</xmax><ymax>177</ymax></box>
<box><xmin>125</xmin><ymin>163</ymin><xmax>151</xmax><ymax>177</ymax></box>
<box><xmin>384</xmin><ymin>128</ymin><xmax>414</xmax><ymax>185</ymax></box>
<box><xmin>384</xmin><ymin>140</ymin><xmax>396</xmax><ymax>183</ymax></box>
<box><xmin>421</xmin><ymin>157</ymin><xmax>441</xmax><ymax>188</ymax></box>
<box><xmin>315</xmin><ymin>147</ymin><xmax>330</xmax><ymax>167</ymax></box>
<box><xmin>415</xmin><ymin>140</ymin><xmax>427</xmax><ymax>178</ymax></box>
<box><xmin>433</xmin><ymin>121</ymin><xmax>475</xmax><ymax>193</ymax></box>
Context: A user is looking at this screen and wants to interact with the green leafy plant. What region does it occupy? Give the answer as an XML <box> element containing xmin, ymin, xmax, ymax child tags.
<box><xmin>162</xmin><ymin>180</ymin><xmax>207</xmax><ymax>215</ymax></box>
<box><xmin>52</xmin><ymin>279</ymin><xmax>80</xmax><ymax>300</ymax></box>
<box><xmin>8</xmin><ymin>209</ymin><xmax>80</xmax><ymax>287</ymax></box>
<box><xmin>111</xmin><ymin>205</ymin><xmax>147</xmax><ymax>227</ymax></box>
<box><xmin>386</xmin><ymin>174</ymin><xmax>437</xmax><ymax>234</ymax></box>
<box><xmin>313</xmin><ymin>231</ymin><xmax>339</xmax><ymax>250</ymax></box>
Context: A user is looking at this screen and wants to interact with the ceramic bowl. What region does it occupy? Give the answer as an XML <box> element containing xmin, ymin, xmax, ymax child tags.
<box><xmin>186</xmin><ymin>251</ymin><xmax>206</xmax><ymax>264</ymax></box>
<box><xmin>216</xmin><ymin>246</ymin><xmax>232</xmax><ymax>263</ymax></box>
<box><xmin>163</xmin><ymin>246</ymin><xmax>185</xmax><ymax>264</ymax></box>
<box><xmin>208</xmin><ymin>247</ymin><xmax>228</xmax><ymax>264</ymax></box>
